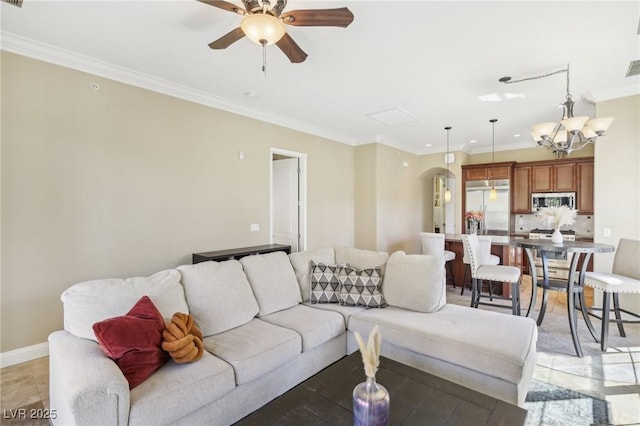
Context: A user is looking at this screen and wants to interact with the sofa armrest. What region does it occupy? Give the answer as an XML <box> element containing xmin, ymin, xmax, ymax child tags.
<box><xmin>49</xmin><ymin>330</ymin><xmax>130</xmax><ymax>426</ymax></box>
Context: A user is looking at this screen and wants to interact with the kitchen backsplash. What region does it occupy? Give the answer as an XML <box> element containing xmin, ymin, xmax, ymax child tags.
<box><xmin>512</xmin><ymin>213</ymin><xmax>594</xmax><ymax>238</ymax></box>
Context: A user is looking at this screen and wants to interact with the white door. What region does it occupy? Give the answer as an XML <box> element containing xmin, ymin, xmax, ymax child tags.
<box><xmin>272</xmin><ymin>158</ymin><xmax>299</xmax><ymax>252</ymax></box>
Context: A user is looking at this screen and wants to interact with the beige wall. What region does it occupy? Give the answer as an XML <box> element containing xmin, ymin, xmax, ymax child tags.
<box><xmin>354</xmin><ymin>144</ymin><xmax>377</xmax><ymax>250</ymax></box>
<box><xmin>1</xmin><ymin>52</ymin><xmax>355</xmax><ymax>352</ymax></box>
<box><xmin>594</xmin><ymin>95</ymin><xmax>640</xmax><ymax>312</ymax></box>
<box><xmin>373</xmin><ymin>144</ymin><xmax>422</xmax><ymax>254</ymax></box>
<box><xmin>354</xmin><ymin>143</ymin><xmax>422</xmax><ymax>254</ymax></box>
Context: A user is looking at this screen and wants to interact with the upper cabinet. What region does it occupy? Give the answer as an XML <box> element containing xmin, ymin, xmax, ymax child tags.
<box><xmin>577</xmin><ymin>161</ymin><xmax>595</xmax><ymax>214</ymax></box>
<box><xmin>511</xmin><ymin>157</ymin><xmax>593</xmax><ymax>214</ymax></box>
<box><xmin>463</xmin><ymin>163</ymin><xmax>512</xmax><ymax>181</ymax></box>
<box><xmin>531</xmin><ymin>163</ymin><xmax>576</xmax><ymax>192</ymax></box>
<box><xmin>512</xmin><ymin>166</ymin><xmax>531</xmax><ymax>213</ymax></box>
<box><xmin>463</xmin><ymin>158</ymin><xmax>594</xmax><ymax>216</ymax></box>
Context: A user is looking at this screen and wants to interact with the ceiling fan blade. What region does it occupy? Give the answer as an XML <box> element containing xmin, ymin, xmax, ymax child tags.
<box><xmin>208</xmin><ymin>27</ymin><xmax>245</xmax><ymax>49</ymax></box>
<box><xmin>276</xmin><ymin>33</ymin><xmax>308</xmax><ymax>63</ymax></box>
<box><xmin>197</xmin><ymin>0</ymin><xmax>245</xmax><ymax>15</ymax></box>
<box><xmin>281</xmin><ymin>7</ymin><xmax>354</xmax><ymax>27</ymax></box>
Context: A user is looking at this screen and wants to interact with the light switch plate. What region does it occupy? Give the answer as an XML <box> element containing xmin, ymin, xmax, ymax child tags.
<box><xmin>603</xmin><ymin>227</ymin><xmax>611</xmax><ymax>237</ymax></box>
<box><xmin>250</xmin><ymin>224</ymin><xmax>259</xmax><ymax>232</ymax></box>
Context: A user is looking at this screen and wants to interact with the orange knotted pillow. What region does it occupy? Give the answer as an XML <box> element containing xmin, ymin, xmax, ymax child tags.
<box><xmin>162</xmin><ymin>312</ymin><xmax>204</xmax><ymax>363</ymax></box>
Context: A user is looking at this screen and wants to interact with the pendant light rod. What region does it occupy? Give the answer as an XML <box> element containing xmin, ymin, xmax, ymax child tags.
<box><xmin>444</xmin><ymin>126</ymin><xmax>452</xmax><ymax>204</ymax></box>
<box><xmin>490</xmin><ymin>118</ymin><xmax>497</xmax><ymax>168</ymax></box>
<box><xmin>489</xmin><ymin>119</ymin><xmax>498</xmax><ymax>201</ymax></box>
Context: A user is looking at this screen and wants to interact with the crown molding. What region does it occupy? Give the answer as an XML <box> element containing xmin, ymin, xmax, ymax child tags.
<box><xmin>584</xmin><ymin>84</ymin><xmax>640</xmax><ymax>103</ymax></box>
<box><xmin>0</xmin><ymin>31</ymin><xmax>357</xmax><ymax>147</ymax></box>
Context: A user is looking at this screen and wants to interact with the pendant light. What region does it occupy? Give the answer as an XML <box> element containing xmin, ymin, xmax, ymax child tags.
<box><xmin>444</xmin><ymin>126</ymin><xmax>452</xmax><ymax>203</ymax></box>
<box><xmin>489</xmin><ymin>119</ymin><xmax>498</xmax><ymax>201</ymax></box>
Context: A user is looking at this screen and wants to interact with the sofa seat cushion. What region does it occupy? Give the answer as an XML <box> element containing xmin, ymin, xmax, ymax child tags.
<box><xmin>177</xmin><ymin>260</ymin><xmax>259</xmax><ymax>336</ymax></box>
<box><xmin>348</xmin><ymin>304</ymin><xmax>537</xmax><ymax>383</ymax></box>
<box><xmin>129</xmin><ymin>351</ymin><xmax>235</xmax><ymax>426</ymax></box>
<box><xmin>62</xmin><ymin>269</ymin><xmax>188</xmax><ymax>342</ymax></box>
<box><xmin>303</xmin><ymin>302</ymin><xmax>366</xmax><ymax>327</ymax></box>
<box><xmin>289</xmin><ymin>248</ymin><xmax>336</xmax><ymax>302</ymax></box>
<box><xmin>203</xmin><ymin>319</ymin><xmax>301</xmax><ymax>385</ymax></box>
<box><xmin>261</xmin><ymin>305</ymin><xmax>345</xmax><ymax>352</ymax></box>
<box><xmin>240</xmin><ymin>252</ymin><xmax>302</xmax><ymax>316</ymax></box>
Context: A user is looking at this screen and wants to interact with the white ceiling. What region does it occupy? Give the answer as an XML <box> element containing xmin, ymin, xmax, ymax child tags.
<box><xmin>1</xmin><ymin>0</ymin><xmax>638</xmax><ymax>155</ymax></box>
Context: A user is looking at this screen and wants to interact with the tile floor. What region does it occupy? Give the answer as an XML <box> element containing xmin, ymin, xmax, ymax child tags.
<box><xmin>1</xmin><ymin>279</ymin><xmax>638</xmax><ymax>425</ymax></box>
<box><xmin>1</xmin><ymin>356</ymin><xmax>50</xmax><ymax>425</ymax></box>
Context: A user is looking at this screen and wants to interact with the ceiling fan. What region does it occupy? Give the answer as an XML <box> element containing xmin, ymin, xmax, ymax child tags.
<box><xmin>198</xmin><ymin>0</ymin><xmax>354</xmax><ymax>63</ymax></box>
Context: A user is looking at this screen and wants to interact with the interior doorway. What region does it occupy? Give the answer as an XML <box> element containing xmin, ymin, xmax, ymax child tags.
<box><xmin>433</xmin><ymin>172</ymin><xmax>456</xmax><ymax>234</ymax></box>
<box><xmin>270</xmin><ymin>148</ymin><xmax>307</xmax><ymax>253</ymax></box>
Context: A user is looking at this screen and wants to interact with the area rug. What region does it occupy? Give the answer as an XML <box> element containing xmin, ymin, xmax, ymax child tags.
<box><xmin>525</xmin><ymin>379</ymin><xmax>610</xmax><ymax>426</ymax></box>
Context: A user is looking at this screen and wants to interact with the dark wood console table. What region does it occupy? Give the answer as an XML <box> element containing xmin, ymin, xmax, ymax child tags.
<box><xmin>193</xmin><ymin>244</ymin><xmax>291</xmax><ymax>264</ymax></box>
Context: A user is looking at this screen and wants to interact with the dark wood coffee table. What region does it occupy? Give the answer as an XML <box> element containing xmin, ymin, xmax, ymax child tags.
<box><xmin>234</xmin><ymin>352</ymin><xmax>527</xmax><ymax>425</ymax></box>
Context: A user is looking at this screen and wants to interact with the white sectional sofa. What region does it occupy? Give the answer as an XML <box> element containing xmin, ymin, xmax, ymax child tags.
<box><xmin>49</xmin><ymin>247</ymin><xmax>538</xmax><ymax>426</ymax></box>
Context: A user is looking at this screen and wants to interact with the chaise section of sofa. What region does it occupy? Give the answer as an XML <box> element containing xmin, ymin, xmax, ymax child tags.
<box><xmin>347</xmin><ymin>305</ymin><xmax>537</xmax><ymax>406</ymax></box>
<box><xmin>292</xmin><ymin>248</ymin><xmax>537</xmax><ymax>408</ymax></box>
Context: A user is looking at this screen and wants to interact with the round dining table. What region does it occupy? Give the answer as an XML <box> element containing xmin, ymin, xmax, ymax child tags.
<box><xmin>510</xmin><ymin>238</ymin><xmax>615</xmax><ymax>357</ymax></box>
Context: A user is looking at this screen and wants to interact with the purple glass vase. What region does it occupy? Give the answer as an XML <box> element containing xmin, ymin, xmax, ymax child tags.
<box><xmin>353</xmin><ymin>376</ymin><xmax>390</xmax><ymax>426</ymax></box>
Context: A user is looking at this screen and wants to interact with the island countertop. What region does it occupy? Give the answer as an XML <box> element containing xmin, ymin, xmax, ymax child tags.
<box><xmin>444</xmin><ymin>234</ymin><xmax>515</xmax><ymax>246</ymax></box>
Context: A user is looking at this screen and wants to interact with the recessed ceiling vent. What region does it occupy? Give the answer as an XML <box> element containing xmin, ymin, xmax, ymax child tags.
<box><xmin>1</xmin><ymin>0</ymin><xmax>23</xmax><ymax>7</ymax></box>
<box><xmin>367</xmin><ymin>107</ymin><xmax>417</xmax><ymax>126</ymax></box>
<box><xmin>626</xmin><ymin>60</ymin><xmax>640</xmax><ymax>77</ymax></box>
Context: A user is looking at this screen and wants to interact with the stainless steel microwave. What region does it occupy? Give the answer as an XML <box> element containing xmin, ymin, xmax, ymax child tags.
<box><xmin>531</xmin><ymin>192</ymin><xmax>576</xmax><ymax>212</ymax></box>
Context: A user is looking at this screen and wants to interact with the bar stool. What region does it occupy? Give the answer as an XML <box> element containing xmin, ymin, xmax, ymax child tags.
<box><xmin>583</xmin><ymin>238</ymin><xmax>640</xmax><ymax>351</ymax></box>
<box><xmin>419</xmin><ymin>232</ymin><xmax>456</xmax><ymax>287</ymax></box>
<box><xmin>462</xmin><ymin>234</ymin><xmax>522</xmax><ymax>315</ymax></box>
<box><xmin>460</xmin><ymin>235</ymin><xmax>500</xmax><ymax>296</ymax></box>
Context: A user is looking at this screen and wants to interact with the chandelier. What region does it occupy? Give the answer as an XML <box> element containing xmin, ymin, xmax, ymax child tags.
<box><xmin>499</xmin><ymin>64</ymin><xmax>614</xmax><ymax>158</ymax></box>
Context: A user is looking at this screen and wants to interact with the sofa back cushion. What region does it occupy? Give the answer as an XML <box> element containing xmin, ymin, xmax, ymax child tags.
<box><xmin>240</xmin><ymin>251</ymin><xmax>302</xmax><ymax>316</ymax></box>
<box><xmin>288</xmin><ymin>248</ymin><xmax>336</xmax><ymax>301</ymax></box>
<box><xmin>382</xmin><ymin>251</ymin><xmax>446</xmax><ymax>313</ymax></box>
<box><xmin>335</xmin><ymin>247</ymin><xmax>388</xmax><ymax>272</ymax></box>
<box><xmin>177</xmin><ymin>260</ymin><xmax>259</xmax><ymax>336</ymax></box>
<box><xmin>61</xmin><ymin>269</ymin><xmax>188</xmax><ymax>342</ymax></box>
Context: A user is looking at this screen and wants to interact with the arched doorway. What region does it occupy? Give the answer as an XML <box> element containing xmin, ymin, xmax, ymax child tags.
<box><xmin>420</xmin><ymin>167</ymin><xmax>456</xmax><ymax>234</ymax></box>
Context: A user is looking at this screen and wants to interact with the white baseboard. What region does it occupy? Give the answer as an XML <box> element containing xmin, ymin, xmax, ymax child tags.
<box><xmin>0</xmin><ymin>342</ymin><xmax>49</xmax><ymax>368</ymax></box>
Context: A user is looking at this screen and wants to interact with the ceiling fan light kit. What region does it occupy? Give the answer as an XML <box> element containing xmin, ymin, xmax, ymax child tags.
<box><xmin>241</xmin><ymin>13</ymin><xmax>285</xmax><ymax>46</ymax></box>
<box><xmin>499</xmin><ymin>64</ymin><xmax>614</xmax><ymax>158</ymax></box>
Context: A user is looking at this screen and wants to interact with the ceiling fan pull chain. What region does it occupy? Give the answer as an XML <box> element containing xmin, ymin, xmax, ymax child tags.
<box><xmin>262</xmin><ymin>42</ymin><xmax>267</xmax><ymax>77</ymax></box>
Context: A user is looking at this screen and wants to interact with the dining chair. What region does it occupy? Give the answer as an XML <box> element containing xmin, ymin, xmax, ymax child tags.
<box><xmin>419</xmin><ymin>232</ymin><xmax>456</xmax><ymax>287</ymax></box>
<box><xmin>462</xmin><ymin>234</ymin><xmax>522</xmax><ymax>315</ymax></box>
<box><xmin>583</xmin><ymin>238</ymin><xmax>640</xmax><ymax>351</ymax></box>
<box><xmin>460</xmin><ymin>235</ymin><xmax>500</xmax><ymax>296</ymax></box>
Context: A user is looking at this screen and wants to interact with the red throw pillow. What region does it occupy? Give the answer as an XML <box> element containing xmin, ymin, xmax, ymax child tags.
<box><xmin>93</xmin><ymin>296</ymin><xmax>169</xmax><ymax>389</ymax></box>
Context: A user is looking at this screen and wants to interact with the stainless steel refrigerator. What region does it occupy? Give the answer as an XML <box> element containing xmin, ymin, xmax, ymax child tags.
<box><xmin>465</xmin><ymin>179</ymin><xmax>510</xmax><ymax>234</ymax></box>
